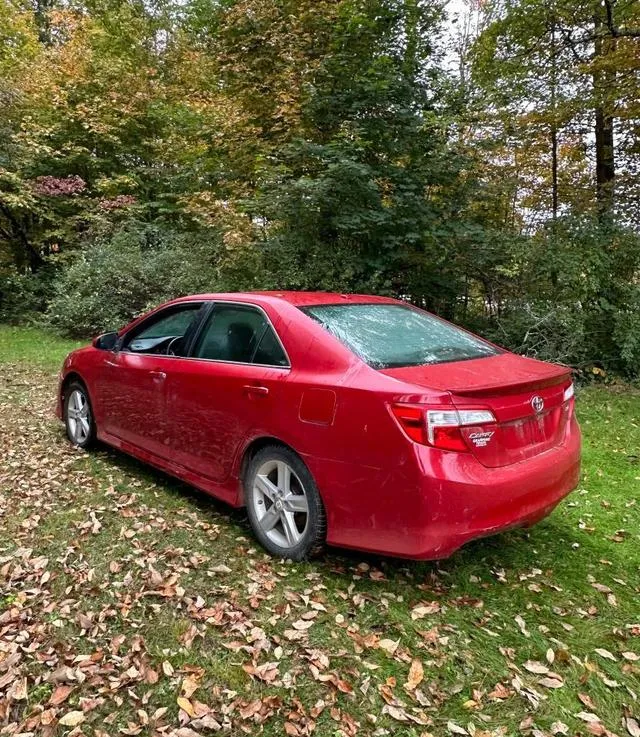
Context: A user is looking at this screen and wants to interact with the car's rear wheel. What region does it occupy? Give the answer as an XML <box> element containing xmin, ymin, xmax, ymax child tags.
<box><xmin>244</xmin><ymin>445</ymin><xmax>326</xmax><ymax>560</ymax></box>
<box><xmin>63</xmin><ymin>382</ymin><xmax>95</xmax><ymax>449</ymax></box>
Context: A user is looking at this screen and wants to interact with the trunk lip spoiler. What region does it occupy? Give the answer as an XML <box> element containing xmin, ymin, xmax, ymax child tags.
<box><xmin>449</xmin><ymin>372</ymin><xmax>572</xmax><ymax>398</ymax></box>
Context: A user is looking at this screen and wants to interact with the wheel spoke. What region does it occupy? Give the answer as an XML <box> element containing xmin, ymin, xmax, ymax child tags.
<box><xmin>260</xmin><ymin>505</ymin><xmax>280</xmax><ymax>532</ymax></box>
<box><xmin>79</xmin><ymin>417</ymin><xmax>90</xmax><ymax>436</ymax></box>
<box><xmin>284</xmin><ymin>493</ymin><xmax>308</xmax><ymax>513</ymax></box>
<box><xmin>277</xmin><ymin>461</ymin><xmax>291</xmax><ymax>495</ymax></box>
<box><xmin>255</xmin><ymin>474</ymin><xmax>278</xmax><ymax>502</ymax></box>
<box><xmin>281</xmin><ymin>510</ymin><xmax>301</xmax><ymax>546</ymax></box>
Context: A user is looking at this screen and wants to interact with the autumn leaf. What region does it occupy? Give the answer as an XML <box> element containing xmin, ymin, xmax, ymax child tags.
<box><xmin>411</xmin><ymin>602</ymin><xmax>441</xmax><ymax>620</ymax></box>
<box><xmin>594</xmin><ymin>648</ymin><xmax>617</xmax><ymax>661</ymax></box>
<box><xmin>624</xmin><ymin>717</ymin><xmax>640</xmax><ymax>737</ymax></box>
<box><xmin>177</xmin><ymin>696</ymin><xmax>196</xmax><ymax>718</ymax></box>
<box><xmin>58</xmin><ymin>711</ymin><xmax>86</xmax><ymax>727</ymax></box>
<box><xmin>405</xmin><ymin>659</ymin><xmax>424</xmax><ymax>690</ymax></box>
<box><xmin>523</xmin><ymin>660</ymin><xmax>548</xmax><ymax>674</ymax></box>
<box><xmin>49</xmin><ymin>684</ymin><xmax>74</xmax><ymax>705</ymax></box>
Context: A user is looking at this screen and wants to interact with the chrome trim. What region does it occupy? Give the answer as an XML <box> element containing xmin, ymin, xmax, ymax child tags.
<box><xmin>119</xmin><ymin>299</ymin><xmax>292</xmax><ymax>369</ymax></box>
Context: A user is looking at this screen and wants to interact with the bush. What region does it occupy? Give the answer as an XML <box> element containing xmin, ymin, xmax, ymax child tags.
<box><xmin>46</xmin><ymin>221</ymin><xmax>233</xmax><ymax>337</ymax></box>
<box><xmin>0</xmin><ymin>266</ymin><xmax>58</xmax><ymax>324</ymax></box>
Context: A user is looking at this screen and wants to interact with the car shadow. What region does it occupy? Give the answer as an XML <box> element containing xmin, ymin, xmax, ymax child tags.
<box><xmin>88</xmin><ymin>439</ymin><xmax>248</xmax><ymax>526</ymax></box>
<box><xmin>76</xmin><ymin>434</ymin><xmax>587</xmax><ymax>579</ymax></box>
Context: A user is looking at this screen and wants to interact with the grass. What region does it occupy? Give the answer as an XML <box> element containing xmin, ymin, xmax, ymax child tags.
<box><xmin>0</xmin><ymin>325</ymin><xmax>638</xmax><ymax>737</ymax></box>
<box><xmin>0</xmin><ymin>323</ymin><xmax>83</xmax><ymax>367</ymax></box>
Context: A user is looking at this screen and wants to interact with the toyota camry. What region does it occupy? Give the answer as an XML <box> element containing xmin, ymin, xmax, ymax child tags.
<box><xmin>57</xmin><ymin>292</ymin><xmax>581</xmax><ymax>560</ymax></box>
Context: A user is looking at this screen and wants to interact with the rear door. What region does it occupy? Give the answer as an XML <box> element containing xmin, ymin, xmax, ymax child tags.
<box><xmin>164</xmin><ymin>301</ymin><xmax>291</xmax><ymax>482</ymax></box>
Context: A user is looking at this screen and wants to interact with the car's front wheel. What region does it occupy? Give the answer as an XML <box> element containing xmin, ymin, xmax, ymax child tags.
<box><xmin>63</xmin><ymin>382</ymin><xmax>96</xmax><ymax>449</ymax></box>
<box><xmin>244</xmin><ymin>445</ymin><xmax>326</xmax><ymax>560</ymax></box>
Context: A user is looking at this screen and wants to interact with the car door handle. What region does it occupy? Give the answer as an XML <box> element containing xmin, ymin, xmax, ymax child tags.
<box><xmin>150</xmin><ymin>370</ymin><xmax>167</xmax><ymax>382</ymax></box>
<box><xmin>243</xmin><ymin>384</ymin><xmax>269</xmax><ymax>396</ymax></box>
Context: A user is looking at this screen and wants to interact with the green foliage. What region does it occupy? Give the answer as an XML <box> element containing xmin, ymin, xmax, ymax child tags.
<box><xmin>466</xmin><ymin>217</ymin><xmax>640</xmax><ymax>377</ymax></box>
<box><xmin>46</xmin><ymin>221</ymin><xmax>228</xmax><ymax>336</ymax></box>
<box><xmin>0</xmin><ymin>265</ymin><xmax>57</xmax><ymax>323</ymax></box>
<box><xmin>0</xmin><ymin>0</ymin><xmax>638</xmax><ymax>378</ymax></box>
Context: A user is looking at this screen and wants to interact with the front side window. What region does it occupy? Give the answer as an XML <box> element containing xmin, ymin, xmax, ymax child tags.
<box><xmin>302</xmin><ymin>304</ymin><xmax>500</xmax><ymax>369</ymax></box>
<box><xmin>124</xmin><ymin>304</ymin><xmax>201</xmax><ymax>356</ymax></box>
<box><xmin>193</xmin><ymin>304</ymin><xmax>288</xmax><ymax>366</ymax></box>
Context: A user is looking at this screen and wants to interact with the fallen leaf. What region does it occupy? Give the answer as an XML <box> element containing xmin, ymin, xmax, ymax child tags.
<box><xmin>378</xmin><ymin>638</ymin><xmax>399</xmax><ymax>655</ymax></box>
<box><xmin>49</xmin><ymin>684</ymin><xmax>74</xmax><ymax>706</ymax></box>
<box><xmin>59</xmin><ymin>711</ymin><xmax>86</xmax><ymax>727</ymax></box>
<box><xmin>405</xmin><ymin>659</ymin><xmax>424</xmax><ymax>690</ymax></box>
<box><xmin>181</xmin><ymin>676</ymin><xmax>199</xmax><ymax>699</ymax></box>
<box><xmin>624</xmin><ymin>717</ymin><xmax>640</xmax><ymax>737</ymax></box>
<box><xmin>523</xmin><ymin>660</ymin><xmax>549</xmax><ymax>674</ymax></box>
<box><xmin>515</xmin><ymin>615</ymin><xmax>529</xmax><ymax>637</ymax></box>
<box><xmin>177</xmin><ymin>696</ymin><xmax>196</xmax><ymax>718</ymax></box>
<box><xmin>411</xmin><ymin>602</ymin><xmax>441</xmax><ymax>620</ymax></box>
<box><xmin>578</xmin><ymin>693</ymin><xmax>596</xmax><ymax>710</ymax></box>
<box><xmin>8</xmin><ymin>676</ymin><xmax>27</xmax><ymax>700</ymax></box>
<box><xmin>539</xmin><ymin>676</ymin><xmax>564</xmax><ymax>689</ymax></box>
<box><xmin>594</xmin><ymin>648</ymin><xmax>617</xmax><ymax>661</ymax></box>
<box><xmin>447</xmin><ymin>721</ymin><xmax>468</xmax><ymax>735</ymax></box>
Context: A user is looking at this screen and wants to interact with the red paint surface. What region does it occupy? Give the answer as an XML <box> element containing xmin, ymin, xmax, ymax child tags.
<box><xmin>57</xmin><ymin>292</ymin><xmax>581</xmax><ymax>559</ymax></box>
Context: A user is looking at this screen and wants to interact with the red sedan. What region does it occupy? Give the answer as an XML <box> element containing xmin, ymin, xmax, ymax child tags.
<box><xmin>57</xmin><ymin>292</ymin><xmax>581</xmax><ymax>560</ymax></box>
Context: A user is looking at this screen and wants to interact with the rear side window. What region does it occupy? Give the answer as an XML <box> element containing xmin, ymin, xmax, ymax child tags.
<box><xmin>193</xmin><ymin>304</ymin><xmax>288</xmax><ymax>366</ymax></box>
<box><xmin>302</xmin><ymin>304</ymin><xmax>500</xmax><ymax>369</ymax></box>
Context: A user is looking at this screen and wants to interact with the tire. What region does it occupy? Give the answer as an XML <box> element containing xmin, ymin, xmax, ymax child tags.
<box><xmin>244</xmin><ymin>445</ymin><xmax>326</xmax><ymax>560</ymax></box>
<box><xmin>63</xmin><ymin>381</ymin><xmax>96</xmax><ymax>449</ymax></box>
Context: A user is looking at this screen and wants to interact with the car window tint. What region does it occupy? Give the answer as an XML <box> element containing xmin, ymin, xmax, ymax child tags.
<box><xmin>302</xmin><ymin>304</ymin><xmax>500</xmax><ymax>369</ymax></box>
<box><xmin>125</xmin><ymin>305</ymin><xmax>201</xmax><ymax>355</ymax></box>
<box><xmin>253</xmin><ymin>325</ymin><xmax>288</xmax><ymax>366</ymax></box>
<box><xmin>194</xmin><ymin>305</ymin><xmax>288</xmax><ymax>366</ymax></box>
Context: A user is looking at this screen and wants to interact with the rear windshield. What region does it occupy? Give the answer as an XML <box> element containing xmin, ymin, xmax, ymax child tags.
<box><xmin>302</xmin><ymin>303</ymin><xmax>500</xmax><ymax>369</ymax></box>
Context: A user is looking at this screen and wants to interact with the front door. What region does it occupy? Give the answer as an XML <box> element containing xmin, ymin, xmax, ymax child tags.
<box><xmin>100</xmin><ymin>302</ymin><xmax>203</xmax><ymax>455</ymax></box>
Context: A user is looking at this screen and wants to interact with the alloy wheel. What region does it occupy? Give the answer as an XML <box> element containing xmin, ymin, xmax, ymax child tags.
<box><xmin>66</xmin><ymin>388</ymin><xmax>91</xmax><ymax>445</ymax></box>
<box><xmin>251</xmin><ymin>459</ymin><xmax>309</xmax><ymax>549</ymax></box>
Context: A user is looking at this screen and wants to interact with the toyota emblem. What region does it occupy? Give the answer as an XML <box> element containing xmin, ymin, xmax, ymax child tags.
<box><xmin>531</xmin><ymin>395</ymin><xmax>544</xmax><ymax>413</ymax></box>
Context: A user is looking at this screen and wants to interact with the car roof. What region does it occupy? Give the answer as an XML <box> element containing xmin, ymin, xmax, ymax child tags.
<box><xmin>176</xmin><ymin>291</ymin><xmax>401</xmax><ymax>307</ymax></box>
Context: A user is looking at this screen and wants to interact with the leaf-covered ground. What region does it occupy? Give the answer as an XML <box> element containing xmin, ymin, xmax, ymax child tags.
<box><xmin>1</xmin><ymin>325</ymin><xmax>639</xmax><ymax>737</ymax></box>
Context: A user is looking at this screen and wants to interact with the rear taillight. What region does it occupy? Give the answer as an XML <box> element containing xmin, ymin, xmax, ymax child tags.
<box><xmin>563</xmin><ymin>382</ymin><xmax>575</xmax><ymax>420</ymax></box>
<box><xmin>391</xmin><ymin>404</ymin><xmax>496</xmax><ymax>452</ymax></box>
<box><xmin>390</xmin><ymin>404</ymin><xmax>425</xmax><ymax>443</ymax></box>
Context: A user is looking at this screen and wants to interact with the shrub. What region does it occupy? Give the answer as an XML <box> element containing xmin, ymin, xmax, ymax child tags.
<box><xmin>0</xmin><ymin>266</ymin><xmax>58</xmax><ymax>324</ymax></box>
<box><xmin>47</xmin><ymin>221</ymin><xmax>232</xmax><ymax>337</ymax></box>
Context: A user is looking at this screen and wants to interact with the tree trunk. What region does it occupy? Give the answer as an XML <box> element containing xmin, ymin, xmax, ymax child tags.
<box><xmin>593</xmin><ymin>12</ymin><xmax>616</xmax><ymax>220</ymax></box>
<box><xmin>550</xmin><ymin>17</ymin><xmax>558</xmax><ymax>220</ymax></box>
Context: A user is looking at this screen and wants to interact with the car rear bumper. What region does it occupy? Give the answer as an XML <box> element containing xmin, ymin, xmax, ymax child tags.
<box><xmin>410</xmin><ymin>422</ymin><xmax>581</xmax><ymax>559</ymax></box>
<box><xmin>318</xmin><ymin>416</ymin><xmax>581</xmax><ymax>560</ymax></box>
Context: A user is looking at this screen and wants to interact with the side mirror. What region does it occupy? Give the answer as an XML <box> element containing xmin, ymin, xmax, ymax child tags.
<box><xmin>93</xmin><ymin>331</ymin><xmax>119</xmax><ymax>351</ymax></box>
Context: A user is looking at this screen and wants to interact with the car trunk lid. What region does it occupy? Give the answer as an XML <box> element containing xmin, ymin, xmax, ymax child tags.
<box><xmin>380</xmin><ymin>353</ymin><xmax>573</xmax><ymax>467</ymax></box>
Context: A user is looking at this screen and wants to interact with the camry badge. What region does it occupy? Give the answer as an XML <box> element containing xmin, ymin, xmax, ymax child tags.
<box><xmin>531</xmin><ymin>395</ymin><xmax>544</xmax><ymax>413</ymax></box>
<box><xmin>469</xmin><ymin>430</ymin><xmax>495</xmax><ymax>447</ymax></box>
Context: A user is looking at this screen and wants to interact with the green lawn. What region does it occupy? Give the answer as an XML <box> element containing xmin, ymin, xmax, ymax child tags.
<box><xmin>1</xmin><ymin>325</ymin><xmax>638</xmax><ymax>737</ymax></box>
